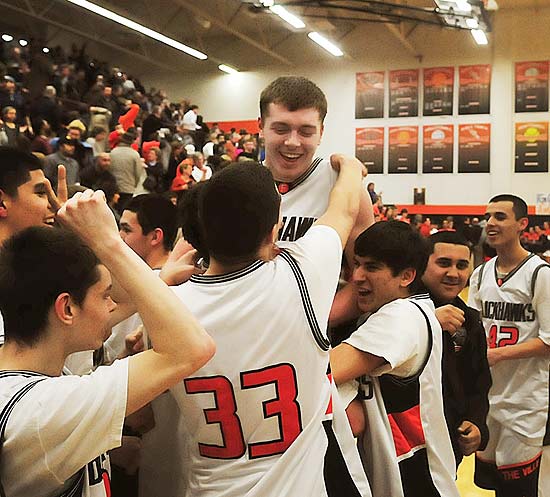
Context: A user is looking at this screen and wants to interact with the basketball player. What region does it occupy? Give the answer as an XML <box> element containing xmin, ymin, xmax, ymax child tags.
<box><xmin>421</xmin><ymin>230</ymin><xmax>491</xmax><ymax>468</ymax></box>
<box><xmin>259</xmin><ymin>76</ymin><xmax>374</xmax><ymax>323</ymax></box>
<box><xmin>468</xmin><ymin>194</ymin><xmax>550</xmax><ymax>497</ymax></box>
<box><xmin>330</xmin><ymin>221</ymin><xmax>460</xmax><ymax>497</ymax></box>
<box><xmin>171</xmin><ymin>161</ymin><xmax>372</xmax><ymax>496</ymax></box>
<box><xmin>0</xmin><ymin>190</ymin><xmax>214</xmax><ymax>497</ymax></box>
<box><xmin>0</xmin><ymin>147</ymin><xmax>67</xmax><ymax>345</ymax></box>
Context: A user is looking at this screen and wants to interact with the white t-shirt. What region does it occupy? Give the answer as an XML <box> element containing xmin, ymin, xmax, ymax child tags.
<box><xmin>171</xmin><ymin>225</ymin><xmax>371</xmax><ymax>497</ymax></box>
<box><xmin>0</xmin><ymin>358</ymin><xmax>129</xmax><ymax>497</ymax></box>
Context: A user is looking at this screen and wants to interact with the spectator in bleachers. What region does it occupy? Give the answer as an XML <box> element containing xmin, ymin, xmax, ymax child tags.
<box><xmin>0</xmin><ymin>107</ymin><xmax>30</xmax><ymax>147</ymax></box>
<box><xmin>0</xmin><ymin>76</ymin><xmax>26</xmax><ymax>124</ymax></box>
<box><xmin>80</xmin><ymin>152</ymin><xmax>117</xmax><ymax>192</ymax></box>
<box><xmin>30</xmin><ymin>119</ymin><xmax>53</xmax><ymax>156</ymax></box>
<box><xmin>86</xmin><ymin>126</ymin><xmax>108</xmax><ymax>155</ymax></box>
<box><xmin>30</xmin><ymin>85</ymin><xmax>61</xmax><ymax>133</ymax></box>
<box><xmin>182</xmin><ymin>104</ymin><xmax>200</xmax><ymax>132</ymax></box>
<box><xmin>142</xmin><ymin>105</ymin><xmax>164</xmax><ymax>142</ymax></box>
<box><xmin>44</xmin><ymin>135</ymin><xmax>80</xmax><ymax>187</ymax></box>
<box><xmin>237</xmin><ymin>137</ymin><xmax>257</xmax><ymax>162</ymax></box>
<box><xmin>109</xmin><ymin>128</ymin><xmax>145</xmax><ymax>213</ymax></box>
<box><xmin>191</xmin><ymin>152</ymin><xmax>212</xmax><ymax>182</ymax></box>
<box><xmin>143</xmin><ymin>147</ymin><xmax>165</xmax><ymax>194</ymax></box>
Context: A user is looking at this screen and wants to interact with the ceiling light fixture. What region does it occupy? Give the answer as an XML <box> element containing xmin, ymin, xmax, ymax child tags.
<box><xmin>1</xmin><ymin>34</ymin><xmax>13</xmax><ymax>42</ymax></box>
<box><xmin>43</xmin><ymin>47</ymin><xmax>50</xmax><ymax>53</ymax></box>
<box><xmin>471</xmin><ymin>29</ymin><xmax>488</xmax><ymax>45</ymax></box>
<box><xmin>64</xmin><ymin>0</ymin><xmax>207</xmax><ymax>60</ymax></box>
<box><xmin>19</xmin><ymin>39</ymin><xmax>28</xmax><ymax>47</ymax></box>
<box><xmin>218</xmin><ymin>64</ymin><xmax>238</xmax><ymax>74</ymax></box>
<box><xmin>308</xmin><ymin>32</ymin><xmax>343</xmax><ymax>57</ymax></box>
<box><xmin>269</xmin><ymin>5</ymin><xmax>306</xmax><ymax>29</ymax></box>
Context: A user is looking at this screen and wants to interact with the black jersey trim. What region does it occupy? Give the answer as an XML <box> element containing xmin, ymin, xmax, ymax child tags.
<box><xmin>262</xmin><ymin>157</ymin><xmax>324</xmax><ymax>195</ymax></box>
<box><xmin>279</xmin><ymin>250</ymin><xmax>331</xmax><ymax>351</ymax></box>
<box><xmin>0</xmin><ymin>370</ymin><xmax>51</xmax><ymax>378</ymax></box>
<box><xmin>544</xmin><ymin>363</ymin><xmax>550</xmax><ymax>446</ymax></box>
<box><xmin>189</xmin><ymin>260</ymin><xmax>266</xmax><ymax>284</ymax></box>
<box><xmin>492</xmin><ymin>253</ymin><xmax>536</xmax><ymax>287</ymax></box>
<box><xmin>531</xmin><ymin>263</ymin><xmax>550</xmax><ymax>298</ymax></box>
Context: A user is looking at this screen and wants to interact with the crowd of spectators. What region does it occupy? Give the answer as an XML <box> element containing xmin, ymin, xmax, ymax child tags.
<box><xmin>0</xmin><ymin>40</ymin><xmax>261</xmax><ymax>218</ymax></box>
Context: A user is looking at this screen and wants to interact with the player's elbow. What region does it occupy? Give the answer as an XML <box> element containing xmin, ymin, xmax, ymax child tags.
<box><xmin>187</xmin><ymin>334</ymin><xmax>216</xmax><ymax>372</ymax></box>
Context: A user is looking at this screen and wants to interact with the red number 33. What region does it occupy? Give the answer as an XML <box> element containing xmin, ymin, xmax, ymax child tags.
<box><xmin>184</xmin><ymin>363</ymin><xmax>302</xmax><ymax>460</ymax></box>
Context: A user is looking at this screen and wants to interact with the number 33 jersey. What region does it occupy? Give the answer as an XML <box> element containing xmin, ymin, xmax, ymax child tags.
<box><xmin>468</xmin><ymin>254</ymin><xmax>550</xmax><ymax>445</ymax></box>
<box><xmin>171</xmin><ymin>225</ymin><xmax>371</xmax><ymax>497</ymax></box>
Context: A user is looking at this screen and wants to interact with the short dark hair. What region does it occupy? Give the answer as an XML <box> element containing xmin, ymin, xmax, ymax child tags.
<box><xmin>489</xmin><ymin>194</ymin><xmax>528</xmax><ymax>220</ymax></box>
<box><xmin>0</xmin><ymin>146</ymin><xmax>43</xmax><ymax>197</ymax></box>
<box><xmin>179</xmin><ymin>183</ymin><xmax>209</xmax><ymax>264</ymax></box>
<box><xmin>0</xmin><ymin>227</ymin><xmax>100</xmax><ymax>346</ymax></box>
<box><xmin>260</xmin><ymin>76</ymin><xmax>327</xmax><ymax>122</ymax></box>
<box><xmin>124</xmin><ymin>194</ymin><xmax>177</xmax><ymax>251</ymax></box>
<box><xmin>355</xmin><ymin>221</ymin><xmax>429</xmax><ymax>293</ymax></box>
<box><xmin>199</xmin><ymin>163</ymin><xmax>280</xmax><ymax>264</ymax></box>
<box><xmin>428</xmin><ymin>230</ymin><xmax>471</xmax><ymax>255</ymax></box>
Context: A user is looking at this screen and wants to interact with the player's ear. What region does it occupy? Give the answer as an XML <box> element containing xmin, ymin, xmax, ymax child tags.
<box><xmin>519</xmin><ymin>216</ymin><xmax>529</xmax><ymax>232</ymax></box>
<box><xmin>400</xmin><ymin>267</ymin><xmax>417</xmax><ymax>288</ymax></box>
<box><xmin>0</xmin><ymin>190</ymin><xmax>9</xmax><ymax>218</ymax></box>
<box><xmin>150</xmin><ymin>228</ymin><xmax>164</xmax><ymax>247</ymax></box>
<box><xmin>54</xmin><ymin>292</ymin><xmax>76</xmax><ymax>325</ymax></box>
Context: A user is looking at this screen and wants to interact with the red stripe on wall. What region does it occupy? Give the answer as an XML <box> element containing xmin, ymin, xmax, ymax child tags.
<box><xmin>206</xmin><ymin>120</ymin><xmax>260</xmax><ymax>134</ymax></box>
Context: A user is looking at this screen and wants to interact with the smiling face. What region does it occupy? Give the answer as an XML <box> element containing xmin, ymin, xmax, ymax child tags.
<box><xmin>260</xmin><ymin>103</ymin><xmax>323</xmax><ymax>181</ymax></box>
<box><xmin>422</xmin><ymin>242</ymin><xmax>470</xmax><ymax>303</ymax></box>
<box><xmin>1</xmin><ymin>169</ymin><xmax>54</xmax><ymax>235</ymax></box>
<box><xmin>352</xmin><ymin>255</ymin><xmax>413</xmax><ymax>313</ymax></box>
<box><xmin>485</xmin><ymin>200</ymin><xmax>528</xmax><ymax>250</ymax></box>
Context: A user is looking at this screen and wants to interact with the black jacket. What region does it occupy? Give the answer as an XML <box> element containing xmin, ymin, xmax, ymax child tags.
<box><xmin>432</xmin><ymin>294</ymin><xmax>492</xmax><ymax>468</ymax></box>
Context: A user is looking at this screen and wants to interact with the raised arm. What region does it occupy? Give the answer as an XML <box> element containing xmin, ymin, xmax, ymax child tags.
<box><xmin>315</xmin><ymin>154</ymin><xmax>365</xmax><ymax>248</ymax></box>
<box><xmin>58</xmin><ymin>190</ymin><xmax>215</xmax><ymax>416</ymax></box>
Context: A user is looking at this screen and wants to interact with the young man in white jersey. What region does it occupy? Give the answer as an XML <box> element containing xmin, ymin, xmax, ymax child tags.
<box><xmin>0</xmin><ymin>147</ymin><xmax>67</xmax><ymax>345</ymax></box>
<box><xmin>330</xmin><ymin>221</ymin><xmax>460</xmax><ymax>497</ymax></box>
<box><xmin>171</xmin><ymin>161</ymin><xmax>372</xmax><ymax>496</ymax></box>
<box><xmin>0</xmin><ymin>190</ymin><xmax>215</xmax><ymax>497</ymax></box>
<box><xmin>468</xmin><ymin>194</ymin><xmax>550</xmax><ymax>497</ymax></box>
<box><xmin>259</xmin><ymin>76</ymin><xmax>374</xmax><ymax>324</ymax></box>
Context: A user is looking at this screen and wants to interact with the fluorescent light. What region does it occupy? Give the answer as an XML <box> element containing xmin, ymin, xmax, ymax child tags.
<box><xmin>466</xmin><ymin>18</ymin><xmax>478</xmax><ymax>29</ymax></box>
<box><xmin>261</xmin><ymin>0</ymin><xmax>274</xmax><ymax>6</ymax></box>
<box><xmin>19</xmin><ymin>39</ymin><xmax>28</xmax><ymax>47</ymax></box>
<box><xmin>64</xmin><ymin>0</ymin><xmax>207</xmax><ymax>60</ymax></box>
<box><xmin>308</xmin><ymin>32</ymin><xmax>343</xmax><ymax>57</ymax></box>
<box><xmin>269</xmin><ymin>5</ymin><xmax>306</xmax><ymax>29</ymax></box>
<box><xmin>471</xmin><ymin>29</ymin><xmax>488</xmax><ymax>45</ymax></box>
<box><xmin>42</xmin><ymin>47</ymin><xmax>50</xmax><ymax>53</ymax></box>
<box><xmin>218</xmin><ymin>64</ymin><xmax>238</xmax><ymax>74</ymax></box>
<box><xmin>1</xmin><ymin>34</ymin><xmax>13</xmax><ymax>42</ymax></box>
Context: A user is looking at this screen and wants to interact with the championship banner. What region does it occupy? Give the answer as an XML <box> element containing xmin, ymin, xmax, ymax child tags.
<box><xmin>389</xmin><ymin>126</ymin><xmax>418</xmax><ymax>174</ymax></box>
<box><xmin>423</xmin><ymin>125</ymin><xmax>453</xmax><ymax>173</ymax></box>
<box><xmin>536</xmin><ymin>194</ymin><xmax>550</xmax><ymax>215</ymax></box>
<box><xmin>355</xmin><ymin>127</ymin><xmax>384</xmax><ymax>174</ymax></box>
<box><xmin>423</xmin><ymin>67</ymin><xmax>454</xmax><ymax>116</ymax></box>
<box><xmin>355</xmin><ymin>72</ymin><xmax>385</xmax><ymax>119</ymax></box>
<box><xmin>459</xmin><ymin>65</ymin><xmax>491</xmax><ymax>115</ymax></box>
<box><xmin>515</xmin><ymin>61</ymin><xmax>549</xmax><ymax>113</ymax></box>
<box><xmin>515</xmin><ymin>122</ymin><xmax>548</xmax><ymax>173</ymax></box>
<box><xmin>458</xmin><ymin>124</ymin><xmax>491</xmax><ymax>173</ymax></box>
<box><xmin>389</xmin><ymin>69</ymin><xmax>419</xmax><ymax>117</ymax></box>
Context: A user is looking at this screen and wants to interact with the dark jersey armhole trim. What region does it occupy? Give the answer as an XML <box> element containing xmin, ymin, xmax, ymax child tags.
<box><xmin>279</xmin><ymin>250</ymin><xmax>331</xmax><ymax>351</ymax></box>
<box><xmin>531</xmin><ymin>264</ymin><xmax>550</xmax><ymax>298</ymax></box>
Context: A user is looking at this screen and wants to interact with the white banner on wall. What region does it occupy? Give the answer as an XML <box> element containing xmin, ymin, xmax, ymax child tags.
<box><xmin>536</xmin><ymin>194</ymin><xmax>550</xmax><ymax>214</ymax></box>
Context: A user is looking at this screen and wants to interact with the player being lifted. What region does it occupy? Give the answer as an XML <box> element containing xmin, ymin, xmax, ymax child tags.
<box><xmin>171</xmin><ymin>161</ymin><xmax>372</xmax><ymax>496</ymax></box>
<box><xmin>259</xmin><ymin>76</ymin><xmax>374</xmax><ymax>324</ymax></box>
<box><xmin>469</xmin><ymin>194</ymin><xmax>550</xmax><ymax>497</ymax></box>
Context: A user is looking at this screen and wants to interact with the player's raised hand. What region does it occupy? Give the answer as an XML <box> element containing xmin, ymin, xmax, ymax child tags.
<box><xmin>330</xmin><ymin>154</ymin><xmax>368</xmax><ymax>177</ymax></box>
<box><xmin>435</xmin><ymin>304</ymin><xmax>465</xmax><ymax>335</ymax></box>
<box><xmin>57</xmin><ymin>189</ymin><xmax>119</xmax><ymax>248</ymax></box>
<box><xmin>45</xmin><ymin>164</ymin><xmax>68</xmax><ymax>213</ymax></box>
<box><xmin>160</xmin><ymin>243</ymin><xmax>203</xmax><ymax>286</ymax></box>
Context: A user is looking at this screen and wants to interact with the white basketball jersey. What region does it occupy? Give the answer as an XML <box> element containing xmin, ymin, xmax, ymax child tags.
<box><xmin>469</xmin><ymin>254</ymin><xmax>550</xmax><ymax>444</ymax></box>
<box><xmin>278</xmin><ymin>158</ymin><xmax>338</xmax><ymax>242</ymax></box>
<box><xmin>345</xmin><ymin>295</ymin><xmax>459</xmax><ymax>497</ymax></box>
<box><xmin>171</xmin><ymin>226</ymin><xmax>371</xmax><ymax>497</ymax></box>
